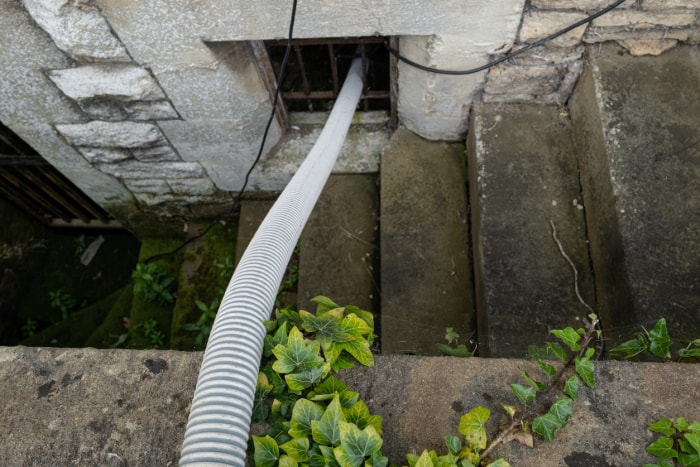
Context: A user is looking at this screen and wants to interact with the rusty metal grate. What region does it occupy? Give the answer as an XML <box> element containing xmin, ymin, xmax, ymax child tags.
<box><xmin>0</xmin><ymin>121</ymin><xmax>118</xmax><ymax>228</ymax></box>
<box><xmin>252</xmin><ymin>37</ymin><xmax>394</xmax><ymax>123</ymax></box>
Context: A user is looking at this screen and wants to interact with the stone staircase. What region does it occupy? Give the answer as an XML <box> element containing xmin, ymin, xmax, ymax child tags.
<box><xmin>279</xmin><ymin>42</ymin><xmax>700</xmax><ymax>357</ymax></box>
<box><xmin>3</xmin><ymin>42</ymin><xmax>700</xmax><ymax>467</ymax></box>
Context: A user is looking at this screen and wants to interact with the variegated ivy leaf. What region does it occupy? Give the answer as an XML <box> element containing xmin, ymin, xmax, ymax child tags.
<box><xmin>272</xmin><ymin>326</ymin><xmax>325</xmax><ymax>375</ymax></box>
<box><xmin>344</xmin><ymin>400</ymin><xmax>383</xmax><ymax>434</ymax></box>
<box><xmin>300</xmin><ymin>308</ymin><xmax>353</xmax><ymax>347</ymax></box>
<box><xmin>280</xmin><ymin>437</ymin><xmax>310</xmax><ymax>463</ymax></box>
<box><xmin>289</xmin><ymin>398</ymin><xmax>324</xmax><ymax>439</ymax></box>
<box><xmin>311</xmin><ymin>295</ymin><xmax>341</xmax><ymax>314</ymax></box>
<box><xmin>312</xmin><ymin>395</ymin><xmax>347</xmax><ymax>447</ymax></box>
<box><xmin>458</xmin><ymin>406</ymin><xmax>490</xmax><ymax>451</ymax></box>
<box><xmin>285</xmin><ymin>363</ymin><xmax>330</xmax><ymax>392</ymax></box>
<box><xmin>334</xmin><ymin>422</ymin><xmax>383</xmax><ymax>467</ymax></box>
<box><xmin>253</xmin><ymin>435</ymin><xmax>280</xmax><ymax>467</ymax></box>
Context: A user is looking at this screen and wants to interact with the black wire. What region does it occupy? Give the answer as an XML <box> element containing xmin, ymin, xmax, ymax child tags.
<box><xmin>386</xmin><ymin>0</ymin><xmax>626</xmax><ymax>75</ymax></box>
<box><xmin>144</xmin><ymin>0</ymin><xmax>299</xmax><ymax>264</ymax></box>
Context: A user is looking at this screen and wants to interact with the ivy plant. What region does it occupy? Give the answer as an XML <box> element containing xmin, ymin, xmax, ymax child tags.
<box><xmin>251</xmin><ymin>295</ymin><xmax>387</xmax><ymax>467</ymax></box>
<box><xmin>610</xmin><ymin>318</ymin><xmax>700</xmax><ymax>362</ymax></box>
<box><xmin>645</xmin><ymin>417</ymin><xmax>700</xmax><ymax>467</ymax></box>
<box><xmin>131</xmin><ymin>262</ymin><xmax>176</xmax><ymax>306</ymax></box>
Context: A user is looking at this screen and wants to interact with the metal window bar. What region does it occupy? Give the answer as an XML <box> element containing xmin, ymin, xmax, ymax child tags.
<box><xmin>0</xmin><ymin>122</ymin><xmax>116</xmax><ymax>227</ymax></box>
<box><xmin>263</xmin><ymin>37</ymin><xmax>391</xmax><ymax>113</ymax></box>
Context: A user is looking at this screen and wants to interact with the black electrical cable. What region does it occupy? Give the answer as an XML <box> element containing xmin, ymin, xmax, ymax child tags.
<box><xmin>386</xmin><ymin>0</ymin><xmax>626</xmax><ymax>75</ymax></box>
<box><xmin>143</xmin><ymin>0</ymin><xmax>299</xmax><ymax>264</ymax></box>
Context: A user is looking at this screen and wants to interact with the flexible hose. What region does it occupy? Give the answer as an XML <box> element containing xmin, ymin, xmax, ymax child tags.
<box><xmin>179</xmin><ymin>57</ymin><xmax>364</xmax><ymax>466</ymax></box>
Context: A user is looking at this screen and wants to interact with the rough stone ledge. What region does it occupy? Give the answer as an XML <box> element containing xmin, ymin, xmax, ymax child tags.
<box><xmin>1</xmin><ymin>346</ymin><xmax>698</xmax><ymax>466</ymax></box>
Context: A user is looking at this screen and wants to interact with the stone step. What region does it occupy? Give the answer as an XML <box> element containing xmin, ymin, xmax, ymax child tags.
<box><xmin>570</xmin><ymin>43</ymin><xmax>700</xmax><ymax>348</ymax></box>
<box><xmin>297</xmin><ymin>174</ymin><xmax>379</xmax><ymax>314</ymax></box>
<box><xmin>2</xmin><ymin>346</ymin><xmax>698</xmax><ymax>466</ymax></box>
<box><xmin>380</xmin><ymin>128</ymin><xmax>475</xmax><ymax>355</ymax></box>
<box><xmin>467</xmin><ymin>103</ymin><xmax>594</xmax><ymax>358</ymax></box>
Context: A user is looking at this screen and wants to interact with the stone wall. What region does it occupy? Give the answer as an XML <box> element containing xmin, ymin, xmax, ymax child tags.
<box><xmin>0</xmin><ymin>0</ymin><xmax>698</xmax><ymax>230</ymax></box>
<box><xmin>483</xmin><ymin>0</ymin><xmax>700</xmax><ymax>105</ymax></box>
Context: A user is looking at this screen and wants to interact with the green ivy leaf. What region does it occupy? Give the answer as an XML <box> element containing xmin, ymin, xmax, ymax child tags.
<box><xmin>301</xmin><ymin>308</ymin><xmax>352</xmax><ymax>346</ymax></box>
<box><xmin>551</xmin><ymin>327</ymin><xmax>581</xmax><ymax>351</ymax></box>
<box><xmin>486</xmin><ymin>459</ymin><xmax>511</xmax><ymax>467</ymax></box>
<box><xmin>344</xmin><ymin>400</ymin><xmax>383</xmax><ymax>433</ymax></box>
<box><xmin>311</xmin><ymin>296</ymin><xmax>341</xmax><ymax>315</ymax></box>
<box><xmin>533</xmin><ymin>357</ymin><xmax>557</xmax><ymax>377</ymax></box>
<box><xmin>445</xmin><ymin>435</ymin><xmax>462</xmax><ymax>456</ymax></box>
<box><xmin>369</xmin><ymin>451</ymin><xmax>389</xmax><ymax>467</ymax></box>
<box><xmin>253</xmin><ymin>372</ymin><xmax>274</xmax><ymax>420</ymax></box>
<box><xmin>289</xmin><ymin>398</ymin><xmax>324</xmax><ymax>439</ymax></box>
<box><xmin>574</xmin><ymin>356</ymin><xmax>595</xmax><ymax>388</ymax></box>
<box><xmin>689</xmin><ymin>422</ymin><xmax>700</xmax><ymax>434</ymax></box>
<box><xmin>334</xmin><ymin>422</ymin><xmax>383</xmax><ymax>467</ymax></box>
<box><xmin>510</xmin><ymin>383</ymin><xmax>536</xmax><ymax>407</ymax></box>
<box><xmin>436</xmin><ymin>343</ymin><xmax>474</xmax><ymax>358</ymax></box>
<box><xmin>520</xmin><ymin>369</ymin><xmax>546</xmax><ymax>392</ymax></box>
<box><xmin>549</xmin><ymin>397</ymin><xmax>573</xmax><ymax>425</ymax></box>
<box><xmin>675</xmin><ymin>418</ymin><xmax>690</xmax><ymax>432</ymax></box>
<box><xmin>272</xmin><ymin>327</ymin><xmax>325</xmax><ymax>374</ymax></box>
<box><xmin>500</xmin><ymin>403</ymin><xmax>516</xmax><ymax>418</ymax></box>
<box><xmin>684</xmin><ymin>432</ymin><xmax>700</xmax><ymax>455</ymax></box>
<box><xmin>678</xmin><ymin>347</ymin><xmax>700</xmax><ymax>358</ymax></box>
<box><xmin>343</xmin><ymin>305</ymin><xmax>374</xmax><ymax>329</ymax></box>
<box><xmin>646</xmin><ymin>437</ymin><xmax>678</xmax><ymax>459</ymax></box>
<box><xmin>279</xmin><ymin>454</ymin><xmax>298</xmax><ymax>467</ymax></box>
<box><xmin>546</xmin><ymin>342</ymin><xmax>569</xmax><ymax>361</ymax></box>
<box><xmin>309</xmin><ymin>375</ymin><xmax>350</xmax><ymax>401</ymax></box>
<box><xmin>647</xmin><ymin>319</ymin><xmax>671</xmax><ymax>359</ymax></box>
<box><xmin>642</xmin><ymin>461</ymin><xmax>674</xmax><ymax>467</ymax></box>
<box><xmin>312</xmin><ymin>395</ymin><xmax>347</xmax><ymax>447</ymax></box>
<box><xmin>563</xmin><ymin>375</ymin><xmax>580</xmax><ymax>401</ymax></box>
<box><xmin>649</xmin><ymin>419</ymin><xmax>676</xmax><ymax>436</ymax></box>
<box><xmin>610</xmin><ymin>333</ymin><xmax>649</xmax><ymax>359</ymax></box>
<box><xmin>280</xmin><ymin>437</ymin><xmax>311</xmax><ymax>463</ymax></box>
<box><xmin>445</xmin><ymin>327</ymin><xmax>460</xmax><ymax>342</ymax></box>
<box><xmin>413</xmin><ymin>450</ymin><xmax>436</xmax><ymax>467</ymax></box>
<box><xmin>253</xmin><ymin>435</ymin><xmax>280</xmax><ymax>467</ymax></box>
<box><xmin>458</xmin><ymin>406</ymin><xmax>490</xmax><ymax>451</ymax></box>
<box><xmin>532</xmin><ymin>413</ymin><xmax>564</xmax><ymax>442</ymax></box>
<box><xmin>285</xmin><ymin>363</ymin><xmax>330</xmax><ymax>392</ymax></box>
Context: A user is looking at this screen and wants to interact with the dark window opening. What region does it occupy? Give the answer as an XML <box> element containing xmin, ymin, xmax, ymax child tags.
<box><xmin>0</xmin><ymin>121</ymin><xmax>116</xmax><ymax>228</ymax></box>
<box><xmin>259</xmin><ymin>37</ymin><xmax>393</xmax><ymax>116</ymax></box>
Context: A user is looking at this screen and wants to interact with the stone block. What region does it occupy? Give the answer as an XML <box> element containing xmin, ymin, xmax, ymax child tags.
<box><xmin>123</xmin><ymin>100</ymin><xmax>179</xmax><ymax>120</ymax></box>
<box><xmin>123</xmin><ymin>178</ymin><xmax>171</xmax><ymax>195</ymax></box>
<box><xmin>298</xmin><ymin>175</ymin><xmax>378</xmax><ymax>314</ymax></box>
<box><xmin>519</xmin><ymin>11</ymin><xmax>589</xmax><ymax>47</ymax></box>
<box><xmin>56</xmin><ymin>121</ymin><xmax>166</xmax><ymax>148</ymax></box>
<box><xmin>468</xmin><ymin>103</ymin><xmax>594</xmax><ymax>358</ymax></box>
<box><xmin>618</xmin><ymin>38</ymin><xmax>679</xmax><ymax>56</ymax></box>
<box><xmin>76</xmin><ymin>147</ymin><xmax>131</xmax><ymax>164</ymax></box>
<box><xmin>96</xmin><ymin>161</ymin><xmax>204</xmax><ymax>179</ymax></box>
<box><xmin>1</xmin><ymin>348</ymin><xmax>698</xmax><ymax>466</ymax></box>
<box><xmin>380</xmin><ymin>128</ymin><xmax>474</xmax><ymax>355</ymax></box>
<box><xmin>584</xmin><ymin>27</ymin><xmax>691</xmax><ymax>43</ymax></box>
<box><xmin>643</xmin><ymin>0</ymin><xmax>700</xmax><ymax>10</ymax></box>
<box><xmin>48</xmin><ymin>64</ymin><xmax>165</xmax><ymax>102</ymax></box>
<box><xmin>531</xmin><ymin>0</ymin><xmax>635</xmax><ymax>8</ymax></box>
<box><xmin>570</xmin><ymin>43</ymin><xmax>700</xmax><ymax>347</ymax></box>
<box><xmin>167</xmin><ymin>177</ymin><xmax>216</xmax><ymax>196</ymax></box>
<box><xmin>130</xmin><ymin>145</ymin><xmax>180</xmax><ymax>162</ymax></box>
<box><xmin>21</xmin><ymin>0</ymin><xmax>129</xmax><ymax>62</ymax></box>
<box><xmin>592</xmin><ymin>10</ymin><xmax>697</xmax><ymax>28</ymax></box>
<box><xmin>484</xmin><ymin>64</ymin><xmax>562</xmax><ymax>96</ymax></box>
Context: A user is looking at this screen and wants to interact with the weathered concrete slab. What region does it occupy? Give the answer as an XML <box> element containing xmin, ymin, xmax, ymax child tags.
<box><xmin>570</xmin><ymin>44</ymin><xmax>700</xmax><ymax>348</ymax></box>
<box><xmin>1</xmin><ymin>347</ymin><xmax>698</xmax><ymax>466</ymax></box>
<box><xmin>468</xmin><ymin>104</ymin><xmax>594</xmax><ymax>358</ymax></box>
<box><xmin>298</xmin><ymin>174</ymin><xmax>379</xmax><ymax>313</ymax></box>
<box><xmin>380</xmin><ymin>128</ymin><xmax>474</xmax><ymax>355</ymax></box>
<box><xmin>235</xmin><ymin>200</ymin><xmax>275</xmax><ymax>266</ymax></box>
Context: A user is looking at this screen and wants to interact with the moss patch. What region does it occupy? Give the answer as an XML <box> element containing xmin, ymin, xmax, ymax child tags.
<box><xmin>84</xmin><ymin>284</ymin><xmax>134</xmax><ymax>348</ymax></box>
<box><xmin>171</xmin><ymin>223</ymin><xmax>237</xmax><ymax>350</ymax></box>
<box><xmin>128</xmin><ymin>237</ymin><xmax>184</xmax><ymax>349</ymax></box>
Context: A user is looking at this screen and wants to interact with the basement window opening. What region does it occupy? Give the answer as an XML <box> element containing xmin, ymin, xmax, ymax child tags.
<box><xmin>255</xmin><ymin>37</ymin><xmax>394</xmax><ymax>122</ymax></box>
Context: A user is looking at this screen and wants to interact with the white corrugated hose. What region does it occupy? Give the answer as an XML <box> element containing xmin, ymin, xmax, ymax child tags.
<box><xmin>179</xmin><ymin>56</ymin><xmax>364</xmax><ymax>466</ymax></box>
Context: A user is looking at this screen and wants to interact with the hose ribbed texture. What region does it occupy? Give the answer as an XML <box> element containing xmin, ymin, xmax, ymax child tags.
<box><xmin>179</xmin><ymin>57</ymin><xmax>364</xmax><ymax>466</ymax></box>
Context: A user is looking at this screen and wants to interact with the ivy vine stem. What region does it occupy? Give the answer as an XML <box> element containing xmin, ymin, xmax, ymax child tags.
<box><xmin>480</xmin><ymin>315</ymin><xmax>599</xmax><ymax>461</ymax></box>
